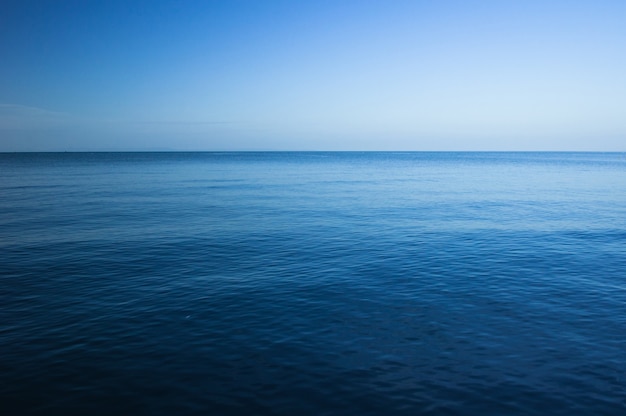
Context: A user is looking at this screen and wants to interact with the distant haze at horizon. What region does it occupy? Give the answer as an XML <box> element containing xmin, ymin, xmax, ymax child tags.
<box><xmin>1</xmin><ymin>0</ymin><xmax>625</xmax><ymax>151</ymax></box>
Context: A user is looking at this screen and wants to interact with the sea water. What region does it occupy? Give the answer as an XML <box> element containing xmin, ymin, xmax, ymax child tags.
<box><xmin>1</xmin><ymin>152</ymin><xmax>625</xmax><ymax>415</ymax></box>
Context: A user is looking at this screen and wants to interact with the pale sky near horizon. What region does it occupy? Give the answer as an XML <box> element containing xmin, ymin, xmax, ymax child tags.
<box><xmin>1</xmin><ymin>0</ymin><xmax>625</xmax><ymax>151</ymax></box>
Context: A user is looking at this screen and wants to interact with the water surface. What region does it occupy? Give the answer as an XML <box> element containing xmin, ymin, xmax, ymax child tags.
<box><xmin>1</xmin><ymin>152</ymin><xmax>625</xmax><ymax>415</ymax></box>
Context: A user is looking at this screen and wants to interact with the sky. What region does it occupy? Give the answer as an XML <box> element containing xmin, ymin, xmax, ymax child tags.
<box><xmin>1</xmin><ymin>0</ymin><xmax>625</xmax><ymax>151</ymax></box>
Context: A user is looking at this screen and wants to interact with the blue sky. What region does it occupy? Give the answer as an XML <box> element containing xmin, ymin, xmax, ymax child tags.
<box><xmin>1</xmin><ymin>0</ymin><xmax>625</xmax><ymax>151</ymax></box>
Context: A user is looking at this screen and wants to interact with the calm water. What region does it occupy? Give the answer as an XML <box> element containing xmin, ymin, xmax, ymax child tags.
<box><xmin>1</xmin><ymin>152</ymin><xmax>625</xmax><ymax>415</ymax></box>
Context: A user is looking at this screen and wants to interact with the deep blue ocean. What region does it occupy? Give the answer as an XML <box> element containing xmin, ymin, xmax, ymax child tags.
<box><xmin>1</xmin><ymin>152</ymin><xmax>625</xmax><ymax>415</ymax></box>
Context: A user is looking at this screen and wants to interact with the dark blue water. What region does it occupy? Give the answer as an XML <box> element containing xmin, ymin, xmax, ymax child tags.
<box><xmin>1</xmin><ymin>152</ymin><xmax>625</xmax><ymax>415</ymax></box>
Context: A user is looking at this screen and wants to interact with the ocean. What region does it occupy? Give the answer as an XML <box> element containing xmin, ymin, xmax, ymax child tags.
<box><xmin>1</xmin><ymin>152</ymin><xmax>625</xmax><ymax>415</ymax></box>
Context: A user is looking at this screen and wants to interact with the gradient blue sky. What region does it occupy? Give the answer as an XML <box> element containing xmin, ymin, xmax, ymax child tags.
<box><xmin>1</xmin><ymin>0</ymin><xmax>625</xmax><ymax>151</ymax></box>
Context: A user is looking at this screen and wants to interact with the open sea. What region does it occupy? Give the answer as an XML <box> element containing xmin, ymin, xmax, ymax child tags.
<box><xmin>1</xmin><ymin>151</ymin><xmax>625</xmax><ymax>415</ymax></box>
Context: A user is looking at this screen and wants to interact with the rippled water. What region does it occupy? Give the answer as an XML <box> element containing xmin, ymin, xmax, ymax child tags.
<box><xmin>2</xmin><ymin>152</ymin><xmax>626</xmax><ymax>415</ymax></box>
